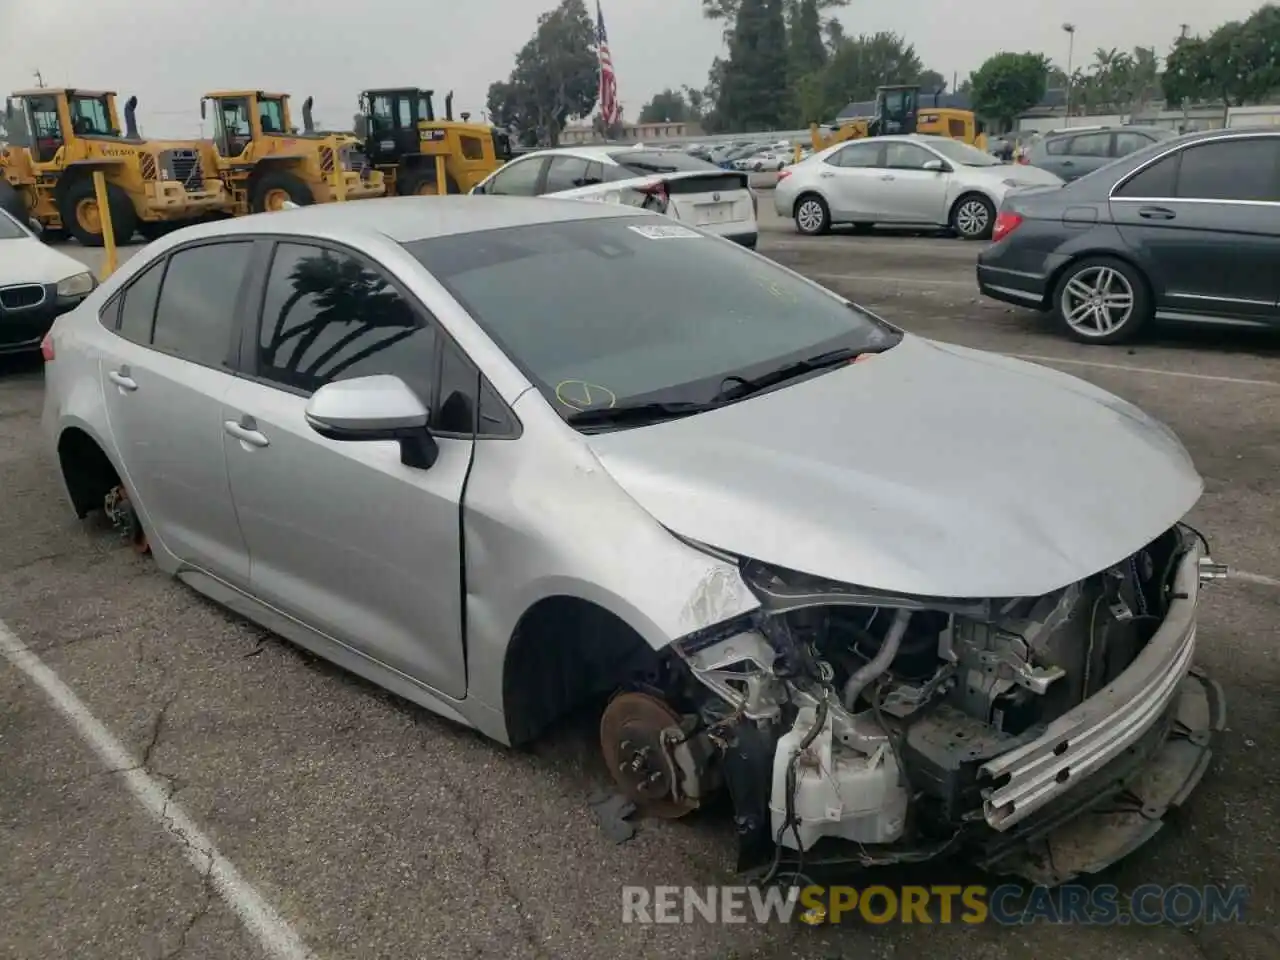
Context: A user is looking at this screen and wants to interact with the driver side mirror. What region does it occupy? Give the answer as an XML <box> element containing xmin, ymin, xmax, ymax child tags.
<box><xmin>304</xmin><ymin>375</ymin><xmax>438</xmax><ymax>469</ymax></box>
<box><xmin>200</xmin><ymin>99</ymin><xmax>206</xmax><ymax>120</ymax></box>
<box><xmin>922</xmin><ymin>159</ymin><xmax>947</xmax><ymax>172</ymax></box>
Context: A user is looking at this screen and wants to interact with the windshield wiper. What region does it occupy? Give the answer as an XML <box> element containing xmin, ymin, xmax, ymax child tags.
<box><xmin>566</xmin><ymin>400</ymin><xmax>718</xmax><ymax>427</ymax></box>
<box><xmin>712</xmin><ymin>346</ymin><xmax>870</xmax><ymax>402</ymax></box>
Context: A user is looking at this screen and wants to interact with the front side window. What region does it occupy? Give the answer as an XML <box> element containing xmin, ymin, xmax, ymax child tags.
<box><xmin>116</xmin><ymin>259</ymin><xmax>165</xmax><ymax>344</ymax></box>
<box><xmin>152</xmin><ymin>242</ymin><xmax>252</xmax><ymax>366</ymax></box>
<box><xmin>27</xmin><ymin>96</ymin><xmax>61</xmax><ymax>139</ymax></box>
<box><xmin>406</xmin><ymin>216</ymin><xmax>898</xmax><ymax>423</ymax></box>
<box><xmin>883</xmin><ymin>142</ymin><xmax>935</xmax><ymax>169</ymax></box>
<box><xmin>542</xmin><ymin>156</ymin><xmax>593</xmax><ymax>193</ymax></box>
<box><xmin>1175</xmin><ymin>138</ymin><xmax>1280</xmax><ymax>202</ymax></box>
<box><xmin>220</xmin><ymin>99</ymin><xmax>251</xmax><ymax>136</ymax></box>
<box><xmin>256</xmin><ymin>242</ymin><xmax>436</xmax><ymax>399</ymax></box>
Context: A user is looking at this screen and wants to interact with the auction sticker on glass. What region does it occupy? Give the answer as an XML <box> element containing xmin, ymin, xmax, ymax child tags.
<box><xmin>628</xmin><ymin>224</ymin><xmax>701</xmax><ymax>240</ymax></box>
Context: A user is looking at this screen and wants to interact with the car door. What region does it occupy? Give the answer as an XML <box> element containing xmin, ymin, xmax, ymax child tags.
<box><xmin>872</xmin><ymin>141</ymin><xmax>952</xmax><ymax>224</ymax></box>
<box><xmin>1110</xmin><ymin>134</ymin><xmax>1280</xmax><ymax>321</ymax></box>
<box><xmin>472</xmin><ymin>155</ymin><xmax>548</xmax><ymax>195</ymax></box>
<box><xmin>98</xmin><ymin>240</ymin><xmax>254</xmax><ymax>586</ymax></box>
<box><xmin>818</xmin><ymin>142</ymin><xmax>883</xmax><ymax>220</ymax></box>
<box><xmin>222</xmin><ymin>239</ymin><xmax>473</xmax><ymax>699</ymax></box>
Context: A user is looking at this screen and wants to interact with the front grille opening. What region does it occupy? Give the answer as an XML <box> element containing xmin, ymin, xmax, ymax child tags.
<box><xmin>0</xmin><ymin>285</ymin><xmax>45</xmax><ymax>310</ymax></box>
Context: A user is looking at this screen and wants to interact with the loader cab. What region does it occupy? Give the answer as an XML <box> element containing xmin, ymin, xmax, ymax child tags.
<box><xmin>873</xmin><ymin>85</ymin><xmax>920</xmax><ymax>136</ymax></box>
<box><xmin>7</xmin><ymin>89</ymin><xmax>122</xmax><ymax>163</ymax></box>
<box><xmin>359</xmin><ymin>88</ymin><xmax>434</xmax><ymax>166</ymax></box>
<box><xmin>202</xmin><ymin>91</ymin><xmax>293</xmax><ymax>159</ymax></box>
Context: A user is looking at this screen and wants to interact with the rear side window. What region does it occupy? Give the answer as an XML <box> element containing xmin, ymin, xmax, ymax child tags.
<box><xmin>1067</xmin><ymin>132</ymin><xmax>1110</xmax><ymax>157</ymax></box>
<box><xmin>1113</xmin><ymin>131</ymin><xmax>1154</xmax><ymax>156</ymax></box>
<box><xmin>1044</xmin><ymin>137</ymin><xmax>1069</xmax><ymax>156</ymax></box>
<box><xmin>1175</xmin><ymin>138</ymin><xmax>1280</xmax><ymax>202</ymax></box>
<box><xmin>116</xmin><ymin>260</ymin><xmax>165</xmax><ymax>344</ymax></box>
<box><xmin>543</xmin><ymin>156</ymin><xmax>602</xmax><ymax>193</ymax></box>
<box><xmin>256</xmin><ymin>242</ymin><xmax>437</xmax><ymax>400</ymax></box>
<box><xmin>152</xmin><ymin>242</ymin><xmax>251</xmax><ymax>366</ymax></box>
<box><xmin>829</xmin><ymin>143</ymin><xmax>879</xmax><ymax>168</ymax></box>
<box><xmin>1115</xmin><ymin>153</ymin><xmax>1179</xmax><ymax>198</ymax></box>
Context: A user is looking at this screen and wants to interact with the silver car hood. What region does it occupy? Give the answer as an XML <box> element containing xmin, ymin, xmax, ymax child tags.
<box><xmin>586</xmin><ymin>336</ymin><xmax>1202</xmax><ymax>599</ymax></box>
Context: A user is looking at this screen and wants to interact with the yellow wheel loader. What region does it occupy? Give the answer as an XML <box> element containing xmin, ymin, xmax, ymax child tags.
<box><xmin>355</xmin><ymin>88</ymin><xmax>512</xmax><ymax>196</ymax></box>
<box><xmin>810</xmin><ymin>84</ymin><xmax>989</xmax><ymax>153</ymax></box>
<box><xmin>200</xmin><ymin>91</ymin><xmax>385</xmax><ymax>214</ymax></box>
<box><xmin>1</xmin><ymin>88</ymin><xmax>230</xmax><ymax>246</ymax></box>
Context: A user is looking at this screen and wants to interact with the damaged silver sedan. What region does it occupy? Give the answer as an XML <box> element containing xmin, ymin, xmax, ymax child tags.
<box><xmin>43</xmin><ymin>197</ymin><xmax>1225</xmax><ymax>886</ymax></box>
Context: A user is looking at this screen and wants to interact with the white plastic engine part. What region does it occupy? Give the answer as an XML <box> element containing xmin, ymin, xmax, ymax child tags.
<box><xmin>768</xmin><ymin>704</ymin><xmax>908</xmax><ymax>851</ymax></box>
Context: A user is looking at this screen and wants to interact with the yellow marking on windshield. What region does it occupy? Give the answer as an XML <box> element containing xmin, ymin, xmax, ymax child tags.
<box><xmin>555</xmin><ymin>380</ymin><xmax>617</xmax><ymax>411</ymax></box>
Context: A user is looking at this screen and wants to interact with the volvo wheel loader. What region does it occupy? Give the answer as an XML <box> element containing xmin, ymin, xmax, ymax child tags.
<box><xmin>355</xmin><ymin>88</ymin><xmax>512</xmax><ymax>196</ymax></box>
<box><xmin>200</xmin><ymin>90</ymin><xmax>385</xmax><ymax>214</ymax></box>
<box><xmin>809</xmin><ymin>84</ymin><xmax>989</xmax><ymax>153</ymax></box>
<box><xmin>1</xmin><ymin>88</ymin><xmax>230</xmax><ymax>246</ymax></box>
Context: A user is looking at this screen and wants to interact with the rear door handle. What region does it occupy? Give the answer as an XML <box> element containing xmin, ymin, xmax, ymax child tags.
<box><xmin>1138</xmin><ymin>205</ymin><xmax>1176</xmax><ymax>221</ymax></box>
<box><xmin>107</xmin><ymin>369</ymin><xmax>137</xmax><ymax>392</ymax></box>
<box><xmin>224</xmin><ymin>418</ymin><xmax>269</xmax><ymax>448</ymax></box>
<box><xmin>879</xmin><ymin>174</ymin><xmax>895</xmax><ymax>181</ymax></box>
<box><xmin>818</xmin><ymin>171</ymin><xmax>835</xmax><ymax>178</ymax></box>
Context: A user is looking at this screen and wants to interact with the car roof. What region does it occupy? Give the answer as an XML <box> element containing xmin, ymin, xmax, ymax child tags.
<box><xmin>149</xmin><ymin>196</ymin><xmax>652</xmax><ymax>246</ymax></box>
<box><xmin>516</xmin><ymin>144</ymin><xmax>652</xmax><ymax>164</ymax></box>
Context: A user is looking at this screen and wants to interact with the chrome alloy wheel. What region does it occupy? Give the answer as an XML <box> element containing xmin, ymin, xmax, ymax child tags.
<box><xmin>1060</xmin><ymin>266</ymin><xmax>1136</xmax><ymax>338</ymax></box>
<box><xmin>796</xmin><ymin>198</ymin><xmax>825</xmax><ymax>233</ymax></box>
<box><xmin>955</xmin><ymin>198</ymin><xmax>991</xmax><ymax>237</ymax></box>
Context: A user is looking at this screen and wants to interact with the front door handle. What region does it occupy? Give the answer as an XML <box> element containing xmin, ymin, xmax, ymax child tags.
<box><xmin>818</xmin><ymin>171</ymin><xmax>835</xmax><ymax>178</ymax></box>
<box><xmin>224</xmin><ymin>419</ymin><xmax>269</xmax><ymax>448</ymax></box>
<box><xmin>879</xmin><ymin>174</ymin><xmax>896</xmax><ymax>181</ymax></box>
<box><xmin>108</xmin><ymin>369</ymin><xmax>137</xmax><ymax>392</ymax></box>
<box><xmin>1138</xmin><ymin>205</ymin><xmax>1176</xmax><ymax>221</ymax></box>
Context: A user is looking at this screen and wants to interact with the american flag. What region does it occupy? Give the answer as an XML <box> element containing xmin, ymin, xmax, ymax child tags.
<box><xmin>596</xmin><ymin>1</ymin><xmax>620</xmax><ymax>126</ymax></box>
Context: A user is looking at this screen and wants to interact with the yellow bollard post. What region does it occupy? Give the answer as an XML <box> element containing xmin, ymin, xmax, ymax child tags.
<box><xmin>794</xmin><ymin>143</ymin><xmax>801</xmax><ymax>164</ymax></box>
<box><xmin>92</xmin><ymin>171</ymin><xmax>118</xmax><ymax>280</ymax></box>
<box><xmin>435</xmin><ymin>156</ymin><xmax>447</xmax><ymax>196</ymax></box>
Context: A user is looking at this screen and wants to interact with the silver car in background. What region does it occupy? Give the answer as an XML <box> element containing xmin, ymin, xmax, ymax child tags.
<box><xmin>42</xmin><ymin>197</ymin><xmax>1222</xmax><ymax>885</ymax></box>
<box><xmin>775</xmin><ymin>134</ymin><xmax>1063</xmax><ymax>239</ymax></box>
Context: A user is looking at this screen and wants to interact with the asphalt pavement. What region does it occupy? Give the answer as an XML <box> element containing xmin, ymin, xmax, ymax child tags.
<box><xmin>1</xmin><ymin>204</ymin><xmax>1277</xmax><ymax>960</ymax></box>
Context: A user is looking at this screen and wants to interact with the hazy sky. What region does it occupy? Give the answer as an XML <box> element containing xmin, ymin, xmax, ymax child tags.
<box><xmin>0</xmin><ymin>0</ymin><xmax>1263</xmax><ymax>137</ymax></box>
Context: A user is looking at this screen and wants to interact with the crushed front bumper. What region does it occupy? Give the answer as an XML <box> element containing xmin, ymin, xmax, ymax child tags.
<box><xmin>980</xmin><ymin>546</ymin><xmax>1209</xmax><ymax>831</ymax></box>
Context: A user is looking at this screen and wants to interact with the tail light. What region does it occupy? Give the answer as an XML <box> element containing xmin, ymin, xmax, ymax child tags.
<box><xmin>1015</xmin><ymin>155</ymin><xmax>1029</xmax><ymax>165</ymax></box>
<box><xmin>40</xmin><ymin>331</ymin><xmax>54</xmax><ymax>362</ymax></box>
<box><xmin>992</xmin><ymin>211</ymin><xmax>1024</xmax><ymax>243</ymax></box>
<box><xmin>639</xmin><ymin>181</ymin><xmax>669</xmax><ymax>213</ymax></box>
<box><xmin>776</xmin><ymin>169</ymin><xmax>792</xmax><ymax>182</ymax></box>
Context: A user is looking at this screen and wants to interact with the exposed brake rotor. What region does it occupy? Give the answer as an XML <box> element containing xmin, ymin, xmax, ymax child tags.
<box><xmin>104</xmin><ymin>485</ymin><xmax>150</xmax><ymax>555</ymax></box>
<box><xmin>600</xmin><ymin>691</ymin><xmax>697</xmax><ymax>819</ymax></box>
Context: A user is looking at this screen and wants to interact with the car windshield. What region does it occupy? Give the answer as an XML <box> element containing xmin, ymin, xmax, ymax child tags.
<box><xmin>0</xmin><ymin>209</ymin><xmax>29</xmax><ymax>240</ymax></box>
<box><xmin>609</xmin><ymin>150</ymin><xmax>721</xmax><ymax>175</ymax></box>
<box><xmin>926</xmin><ymin>139</ymin><xmax>1003</xmax><ymax>166</ymax></box>
<box><xmin>406</xmin><ymin>215</ymin><xmax>898</xmax><ymax>424</ymax></box>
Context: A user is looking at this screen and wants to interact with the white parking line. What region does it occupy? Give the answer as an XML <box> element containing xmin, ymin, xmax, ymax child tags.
<box><xmin>0</xmin><ymin>619</ymin><xmax>316</xmax><ymax>960</ymax></box>
<box><xmin>1230</xmin><ymin>569</ymin><xmax>1280</xmax><ymax>588</ymax></box>
<box><xmin>809</xmin><ymin>272</ymin><xmax>975</xmax><ymax>287</ymax></box>
<box><xmin>1010</xmin><ymin>353</ymin><xmax>1280</xmax><ymax>388</ymax></box>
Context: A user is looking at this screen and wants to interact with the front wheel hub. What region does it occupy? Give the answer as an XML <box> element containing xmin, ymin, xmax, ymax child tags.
<box><xmin>600</xmin><ymin>692</ymin><xmax>696</xmax><ymax>819</ymax></box>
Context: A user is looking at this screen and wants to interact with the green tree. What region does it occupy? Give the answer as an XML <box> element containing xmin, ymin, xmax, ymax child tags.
<box><xmin>917</xmin><ymin>69</ymin><xmax>947</xmax><ymax>95</ymax></box>
<box><xmin>718</xmin><ymin>0</ymin><xmax>792</xmax><ymax>130</ymax></box>
<box><xmin>787</xmin><ymin>0</ymin><xmax>827</xmax><ymax>79</ymax></box>
<box><xmin>1164</xmin><ymin>7</ymin><xmax>1280</xmax><ymax>121</ymax></box>
<box><xmin>968</xmin><ymin>51</ymin><xmax>1050</xmax><ymax>131</ymax></box>
<box><xmin>485</xmin><ymin>0</ymin><xmax>598</xmax><ymax>146</ymax></box>
<box><xmin>639</xmin><ymin>89</ymin><xmax>689</xmax><ymax>123</ymax></box>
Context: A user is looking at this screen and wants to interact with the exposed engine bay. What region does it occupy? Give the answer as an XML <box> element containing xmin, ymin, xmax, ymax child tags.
<box><xmin>599</xmin><ymin>523</ymin><xmax>1225</xmax><ymax>882</ymax></box>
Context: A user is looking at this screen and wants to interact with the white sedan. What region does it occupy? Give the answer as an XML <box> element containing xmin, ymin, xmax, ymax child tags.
<box><xmin>0</xmin><ymin>208</ymin><xmax>97</xmax><ymax>355</ymax></box>
<box><xmin>470</xmin><ymin>145</ymin><xmax>759</xmax><ymax>249</ymax></box>
<box><xmin>774</xmin><ymin>134</ymin><xmax>1063</xmax><ymax>240</ymax></box>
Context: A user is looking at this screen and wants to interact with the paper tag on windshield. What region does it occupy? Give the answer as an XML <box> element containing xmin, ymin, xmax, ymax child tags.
<box><xmin>628</xmin><ymin>224</ymin><xmax>701</xmax><ymax>240</ymax></box>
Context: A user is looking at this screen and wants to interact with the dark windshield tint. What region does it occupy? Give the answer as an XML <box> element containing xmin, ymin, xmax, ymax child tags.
<box><xmin>405</xmin><ymin>216</ymin><xmax>897</xmax><ymax>420</ymax></box>
<box><xmin>609</xmin><ymin>150</ymin><xmax>722</xmax><ymax>175</ymax></box>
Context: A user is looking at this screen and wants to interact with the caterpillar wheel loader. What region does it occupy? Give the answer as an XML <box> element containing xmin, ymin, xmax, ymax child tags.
<box><xmin>809</xmin><ymin>84</ymin><xmax>989</xmax><ymax>153</ymax></box>
<box><xmin>355</xmin><ymin>87</ymin><xmax>512</xmax><ymax>196</ymax></box>
<box><xmin>200</xmin><ymin>91</ymin><xmax>385</xmax><ymax>214</ymax></box>
<box><xmin>1</xmin><ymin>88</ymin><xmax>230</xmax><ymax>246</ymax></box>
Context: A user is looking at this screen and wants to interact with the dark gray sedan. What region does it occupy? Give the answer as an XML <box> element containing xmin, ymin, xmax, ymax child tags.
<box><xmin>978</xmin><ymin>127</ymin><xmax>1280</xmax><ymax>344</ymax></box>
